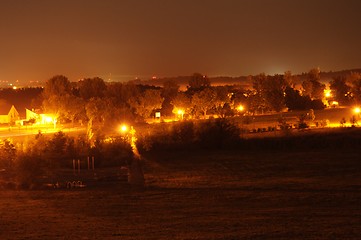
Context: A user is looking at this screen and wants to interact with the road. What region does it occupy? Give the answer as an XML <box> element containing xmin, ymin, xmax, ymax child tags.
<box><xmin>0</xmin><ymin>125</ymin><xmax>86</xmax><ymax>139</ymax></box>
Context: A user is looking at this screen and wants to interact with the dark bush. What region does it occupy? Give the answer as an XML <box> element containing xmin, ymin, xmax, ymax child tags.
<box><xmin>195</xmin><ymin>118</ymin><xmax>241</xmax><ymax>149</ymax></box>
<box><xmin>94</xmin><ymin>137</ymin><xmax>133</xmax><ymax>167</ymax></box>
<box><xmin>170</xmin><ymin>121</ymin><xmax>196</xmax><ymax>147</ymax></box>
<box><xmin>15</xmin><ymin>153</ymin><xmax>45</xmax><ymax>189</ymax></box>
<box><xmin>0</xmin><ymin>139</ymin><xmax>16</xmax><ymax>170</ymax></box>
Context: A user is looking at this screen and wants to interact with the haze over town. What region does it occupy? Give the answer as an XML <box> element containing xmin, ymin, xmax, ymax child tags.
<box><xmin>1</xmin><ymin>0</ymin><xmax>361</xmax><ymax>83</ymax></box>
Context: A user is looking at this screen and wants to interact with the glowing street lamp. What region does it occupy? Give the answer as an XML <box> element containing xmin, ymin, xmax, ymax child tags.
<box><xmin>324</xmin><ymin>89</ymin><xmax>332</xmax><ymax>98</ymax></box>
<box><xmin>177</xmin><ymin>109</ymin><xmax>184</xmax><ymax>120</ymax></box>
<box><xmin>120</xmin><ymin>124</ymin><xmax>128</xmax><ymax>133</ymax></box>
<box><xmin>118</xmin><ymin>124</ymin><xmax>144</xmax><ymax>187</ymax></box>
<box><xmin>354</xmin><ymin>107</ymin><xmax>361</xmax><ymax>114</ymax></box>
<box><xmin>237</xmin><ymin>105</ymin><xmax>244</xmax><ymax>112</ymax></box>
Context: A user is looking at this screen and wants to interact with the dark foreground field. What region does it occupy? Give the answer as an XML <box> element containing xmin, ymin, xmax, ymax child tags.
<box><xmin>1</xmin><ymin>148</ymin><xmax>361</xmax><ymax>239</ymax></box>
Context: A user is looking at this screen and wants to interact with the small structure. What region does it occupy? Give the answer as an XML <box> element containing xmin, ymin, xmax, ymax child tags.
<box><xmin>25</xmin><ymin>108</ymin><xmax>57</xmax><ymax>127</ymax></box>
<box><xmin>0</xmin><ymin>103</ymin><xmax>20</xmax><ymax>124</ymax></box>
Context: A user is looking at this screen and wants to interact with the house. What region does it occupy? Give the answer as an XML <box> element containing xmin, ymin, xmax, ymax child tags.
<box><xmin>0</xmin><ymin>104</ymin><xmax>20</xmax><ymax>124</ymax></box>
<box><xmin>25</xmin><ymin>108</ymin><xmax>56</xmax><ymax>125</ymax></box>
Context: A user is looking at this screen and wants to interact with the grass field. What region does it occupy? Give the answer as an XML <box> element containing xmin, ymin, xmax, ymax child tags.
<box><xmin>1</xmin><ymin>147</ymin><xmax>361</xmax><ymax>239</ymax></box>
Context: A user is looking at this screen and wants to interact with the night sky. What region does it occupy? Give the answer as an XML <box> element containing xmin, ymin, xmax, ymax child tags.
<box><xmin>1</xmin><ymin>0</ymin><xmax>361</xmax><ymax>83</ymax></box>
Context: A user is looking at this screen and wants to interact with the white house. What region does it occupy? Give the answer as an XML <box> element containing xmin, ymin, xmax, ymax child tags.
<box><xmin>0</xmin><ymin>104</ymin><xmax>20</xmax><ymax>124</ymax></box>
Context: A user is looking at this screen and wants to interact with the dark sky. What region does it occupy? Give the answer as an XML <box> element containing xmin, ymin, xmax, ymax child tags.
<box><xmin>1</xmin><ymin>0</ymin><xmax>361</xmax><ymax>82</ymax></box>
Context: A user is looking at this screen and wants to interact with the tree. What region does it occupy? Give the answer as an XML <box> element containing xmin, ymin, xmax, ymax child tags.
<box><xmin>213</xmin><ymin>86</ymin><xmax>232</xmax><ymax>117</ymax></box>
<box><xmin>302</xmin><ymin>68</ymin><xmax>325</xmax><ymax>100</ymax></box>
<box><xmin>162</xmin><ymin>80</ymin><xmax>179</xmax><ymax>99</ymax></box>
<box><xmin>171</xmin><ymin>92</ymin><xmax>192</xmax><ymax>116</ymax></box>
<box><xmin>85</xmin><ymin>97</ymin><xmax>116</xmax><ymax>124</ymax></box>
<box><xmin>251</xmin><ymin>73</ymin><xmax>288</xmax><ymax>113</ymax></box>
<box><xmin>348</xmin><ymin>72</ymin><xmax>361</xmax><ymax>104</ymax></box>
<box><xmin>191</xmin><ymin>88</ymin><xmax>216</xmax><ymax>118</ymax></box>
<box><xmin>284</xmin><ymin>70</ymin><xmax>295</xmax><ymax>88</ymax></box>
<box><xmin>128</xmin><ymin>89</ymin><xmax>164</xmax><ymax>120</ymax></box>
<box><xmin>43</xmin><ymin>75</ymin><xmax>72</xmax><ymax>98</ymax></box>
<box><xmin>329</xmin><ymin>76</ymin><xmax>351</xmax><ymax>105</ymax></box>
<box><xmin>106</xmin><ymin>82</ymin><xmax>141</xmax><ymax>106</ymax></box>
<box><xmin>0</xmin><ymin>139</ymin><xmax>16</xmax><ymax>170</ymax></box>
<box><xmin>78</xmin><ymin>77</ymin><xmax>107</xmax><ymax>100</ymax></box>
<box><xmin>187</xmin><ymin>73</ymin><xmax>210</xmax><ymax>92</ymax></box>
<box><xmin>263</xmin><ymin>74</ymin><xmax>288</xmax><ymax>112</ymax></box>
<box><xmin>61</xmin><ymin>96</ymin><xmax>86</xmax><ymax>125</ymax></box>
<box><xmin>161</xmin><ymin>80</ymin><xmax>180</xmax><ymax>116</ymax></box>
<box><xmin>251</xmin><ymin>73</ymin><xmax>268</xmax><ymax>114</ymax></box>
<box><xmin>42</xmin><ymin>75</ymin><xmax>76</xmax><ymax>122</ymax></box>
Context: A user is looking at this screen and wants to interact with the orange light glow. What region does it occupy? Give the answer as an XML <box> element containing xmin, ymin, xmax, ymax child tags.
<box><xmin>237</xmin><ymin>105</ymin><xmax>244</xmax><ymax>112</ymax></box>
<box><xmin>120</xmin><ymin>124</ymin><xmax>128</xmax><ymax>133</ymax></box>
<box><xmin>324</xmin><ymin>89</ymin><xmax>331</xmax><ymax>98</ymax></box>
<box><xmin>177</xmin><ymin>109</ymin><xmax>184</xmax><ymax>115</ymax></box>
<box><xmin>44</xmin><ymin>116</ymin><xmax>53</xmax><ymax>123</ymax></box>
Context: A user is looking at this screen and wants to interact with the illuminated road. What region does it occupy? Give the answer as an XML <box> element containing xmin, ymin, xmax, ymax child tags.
<box><xmin>0</xmin><ymin>126</ymin><xmax>86</xmax><ymax>139</ymax></box>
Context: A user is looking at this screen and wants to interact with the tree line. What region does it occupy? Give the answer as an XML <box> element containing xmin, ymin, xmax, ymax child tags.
<box><xmin>3</xmin><ymin>68</ymin><xmax>361</xmax><ymax>133</ymax></box>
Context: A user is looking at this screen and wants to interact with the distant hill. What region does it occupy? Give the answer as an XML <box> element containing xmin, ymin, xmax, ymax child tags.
<box><xmin>125</xmin><ymin>69</ymin><xmax>361</xmax><ymax>90</ymax></box>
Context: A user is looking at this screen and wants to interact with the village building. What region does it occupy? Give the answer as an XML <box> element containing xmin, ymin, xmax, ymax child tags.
<box><xmin>25</xmin><ymin>108</ymin><xmax>56</xmax><ymax>126</ymax></box>
<box><xmin>0</xmin><ymin>103</ymin><xmax>20</xmax><ymax>125</ymax></box>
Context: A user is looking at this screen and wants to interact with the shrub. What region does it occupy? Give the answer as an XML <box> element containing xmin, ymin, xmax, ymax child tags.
<box><xmin>195</xmin><ymin>118</ymin><xmax>241</xmax><ymax>149</ymax></box>
<box><xmin>95</xmin><ymin>137</ymin><xmax>133</xmax><ymax>167</ymax></box>
<box><xmin>0</xmin><ymin>139</ymin><xmax>16</xmax><ymax>170</ymax></box>
<box><xmin>14</xmin><ymin>152</ymin><xmax>45</xmax><ymax>189</ymax></box>
<box><xmin>170</xmin><ymin>121</ymin><xmax>196</xmax><ymax>147</ymax></box>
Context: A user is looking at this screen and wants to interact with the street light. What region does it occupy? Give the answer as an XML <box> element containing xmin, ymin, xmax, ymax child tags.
<box><xmin>324</xmin><ymin>89</ymin><xmax>332</xmax><ymax>98</ymax></box>
<box><xmin>354</xmin><ymin>107</ymin><xmax>361</xmax><ymax>114</ymax></box>
<box><xmin>119</xmin><ymin>124</ymin><xmax>137</xmax><ymax>153</ymax></box>
<box><xmin>237</xmin><ymin>105</ymin><xmax>244</xmax><ymax>112</ymax></box>
<box><xmin>118</xmin><ymin>124</ymin><xmax>144</xmax><ymax>187</ymax></box>
<box><xmin>177</xmin><ymin>109</ymin><xmax>184</xmax><ymax>120</ymax></box>
<box><xmin>120</xmin><ymin>124</ymin><xmax>128</xmax><ymax>133</ymax></box>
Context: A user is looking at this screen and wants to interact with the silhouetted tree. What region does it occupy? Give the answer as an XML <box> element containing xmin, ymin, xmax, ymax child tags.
<box><xmin>302</xmin><ymin>68</ymin><xmax>325</xmax><ymax>100</ymax></box>
<box><xmin>251</xmin><ymin>73</ymin><xmax>268</xmax><ymax>114</ymax></box>
<box><xmin>285</xmin><ymin>86</ymin><xmax>311</xmax><ymax>110</ymax></box>
<box><xmin>187</xmin><ymin>73</ymin><xmax>210</xmax><ymax>92</ymax></box>
<box><xmin>348</xmin><ymin>72</ymin><xmax>361</xmax><ymax>104</ymax></box>
<box><xmin>191</xmin><ymin>88</ymin><xmax>216</xmax><ymax>118</ymax></box>
<box><xmin>161</xmin><ymin>80</ymin><xmax>180</xmax><ymax>116</ymax></box>
<box><xmin>43</xmin><ymin>75</ymin><xmax>72</xmax><ymax>97</ymax></box>
<box><xmin>78</xmin><ymin>77</ymin><xmax>107</xmax><ymax>100</ymax></box>
<box><xmin>171</xmin><ymin>92</ymin><xmax>192</xmax><ymax>117</ymax></box>
<box><xmin>263</xmin><ymin>74</ymin><xmax>288</xmax><ymax>112</ymax></box>
<box><xmin>329</xmin><ymin>76</ymin><xmax>351</xmax><ymax>105</ymax></box>
<box><xmin>42</xmin><ymin>75</ymin><xmax>77</xmax><ymax>122</ymax></box>
<box><xmin>128</xmin><ymin>89</ymin><xmax>164</xmax><ymax>120</ymax></box>
<box><xmin>0</xmin><ymin>139</ymin><xmax>16</xmax><ymax>170</ymax></box>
